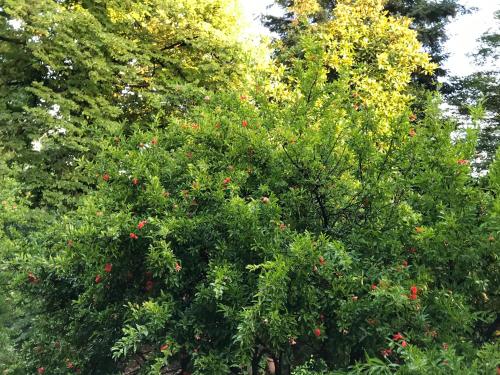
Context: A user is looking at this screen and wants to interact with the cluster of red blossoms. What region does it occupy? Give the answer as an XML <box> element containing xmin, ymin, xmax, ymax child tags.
<box><xmin>95</xmin><ymin>262</ymin><xmax>113</xmax><ymax>284</ymax></box>
<box><xmin>381</xmin><ymin>333</ymin><xmax>408</xmax><ymax>358</ymax></box>
<box><xmin>393</xmin><ymin>332</ymin><xmax>408</xmax><ymax>347</ymax></box>
<box><xmin>409</xmin><ymin>285</ymin><xmax>418</xmax><ymax>300</ymax></box>
<box><xmin>127</xmin><ymin>220</ymin><xmax>147</xmax><ymax>242</ymax></box>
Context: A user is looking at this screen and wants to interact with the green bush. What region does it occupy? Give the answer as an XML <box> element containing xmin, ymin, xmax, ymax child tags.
<box><xmin>1</xmin><ymin>0</ymin><xmax>498</xmax><ymax>374</ymax></box>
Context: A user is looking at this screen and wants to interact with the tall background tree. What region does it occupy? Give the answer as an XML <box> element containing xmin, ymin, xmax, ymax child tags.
<box><xmin>444</xmin><ymin>10</ymin><xmax>499</xmax><ymax>172</ymax></box>
<box><xmin>0</xmin><ymin>0</ymin><xmax>251</xmax><ymax>209</ymax></box>
<box><xmin>263</xmin><ymin>0</ymin><xmax>465</xmax><ymax>88</ymax></box>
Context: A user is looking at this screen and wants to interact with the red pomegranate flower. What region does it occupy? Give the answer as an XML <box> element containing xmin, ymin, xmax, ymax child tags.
<box><xmin>371</xmin><ymin>283</ymin><xmax>377</xmax><ymax>290</ymax></box>
<box><xmin>95</xmin><ymin>275</ymin><xmax>102</xmax><ymax>284</ymax></box>
<box><xmin>160</xmin><ymin>344</ymin><xmax>169</xmax><ymax>351</ymax></box>
<box><xmin>410</xmin><ymin>285</ymin><xmax>418</xmax><ymax>295</ymax></box>
<box><xmin>223</xmin><ymin>177</ymin><xmax>231</xmax><ymax>185</ymax></box>
<box><xmin>132</xmin><ymin>178</ymin><xmax>139</xmax><ymax>186</ymax></box>
<box><xmin>104</xmin><ymin>263</ymin><xmax>112</xmax><ymax>273</ymax></box>
<box><xmin>102</xmin><ymin>173</ymin><xmax>110</xmax><ymax>182</ymax></box>
<box><xmin>37</xmin><ymin>368</ymin><xmax>45</xmax><ymax>374</ymax></box>
<box><xmin>313</xmin><ymin>328</ymin><xmax>321</xmax><ymax>337</ymax></box>
<box><xmin>242</xmin><ymin>120</ymin><xmax>248</xmax><ymax>127</ymax></box>
<box><xmin>401</xmin><ymin>340</ymin><xmax>408</xmax><ymax>348</ymax></box>
<box><xmin>129</xmin><ymin>233</ymin><xmax>138</xmax><ymax>240</ymax></box>
<box><xmin>457</xmin><ymin>159</ymin><xmax>469</xmax><ymax>165</ymax></box>
<box><xmin>137</xmin><ymin>220</ymin><xmax>147</xmax><ymax>230</ymax></box>
<box><xmin>392</xmin><ymin>332</ymin><xmax>404</xmax><ymax>341</ymax></box>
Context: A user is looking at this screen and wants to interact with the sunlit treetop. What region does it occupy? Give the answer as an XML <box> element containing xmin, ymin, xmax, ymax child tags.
<box><xmin>269</xmin><ymin>0</ymin><xmax>437</xmax><ymax>134</ymax></box>
<box><xmin>323</xmin><ymin>0</ymin><xmax>436</xmax><ymax>130</ymax></box>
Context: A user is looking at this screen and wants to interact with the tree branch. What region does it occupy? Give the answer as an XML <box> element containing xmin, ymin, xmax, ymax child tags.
<box><xmin>160</xmin><ymin>36</ymin><xmax>199</xmax><ymax>51</ymax></box>
<box><xmin>0</xmin><ymin>34</ymin><xmax>24</xmax><ymax>45</ymax></box>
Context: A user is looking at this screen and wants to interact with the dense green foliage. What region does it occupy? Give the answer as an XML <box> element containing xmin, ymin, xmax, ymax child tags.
<box><xmin>0</xmin><ymin>0</ymin><xmax>498</xmax><ymax>374</ymax></box>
